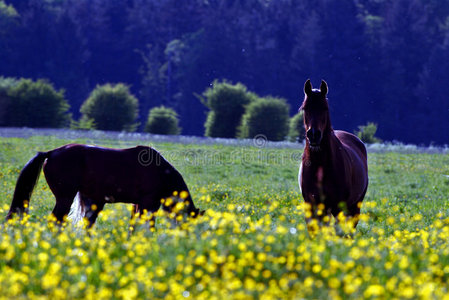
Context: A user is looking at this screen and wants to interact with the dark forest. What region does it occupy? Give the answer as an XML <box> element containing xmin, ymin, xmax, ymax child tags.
<box><xmin>1</xmin><ymin>0</ymin><xmax>449</xmax><ymax>144</ymax></box>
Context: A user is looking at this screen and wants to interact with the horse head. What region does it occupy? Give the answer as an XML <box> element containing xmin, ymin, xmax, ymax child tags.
<box><xmin>162</xmin><ymin>191</ymin><xmax>205</xmax><ymax>223</ymax></box>
<box><xmin>301</xmin><ymin>79</ymin><xmax>331</xmax><ymax>150</ymax></box>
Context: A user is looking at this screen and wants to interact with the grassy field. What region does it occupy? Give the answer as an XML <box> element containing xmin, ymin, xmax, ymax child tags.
<box><xmin>1</xmin><ymin>134</ymin><xmax>449</xmax><ymax>299</ymax></box>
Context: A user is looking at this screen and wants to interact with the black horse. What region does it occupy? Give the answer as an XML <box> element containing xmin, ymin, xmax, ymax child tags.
<box><xmin>6</xmin><ymin>144</ymin><xmax>202</xmax><ymax>229</ymax></box>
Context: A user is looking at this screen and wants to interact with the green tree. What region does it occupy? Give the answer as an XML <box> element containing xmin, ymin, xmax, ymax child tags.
<box><xmin>288</xmin><ymin>111</ymin><xmax>305</xmax><ymax>142</ymax></box>
<box><xmin>145</xmin><ymin>106</ymin><xmax>181</xmax><ymax>135</ymax></box>
<box><xmin>2</xmin><ymin>78</ymin><xmax>70</xmax><ymax>128</ymax></box>
<box><xmin>80</xmin><ymin>84</ymin><xmax>139</xmax><ymax>132</ymax></box>
<box><xmin>355</xmin><ymin>122</ymin><xmax>381</xmax><ymax>144</ymax></box>
<box><xmin>202</xmin><ymin>80</ymin><xmax>256</xmax><ymax>138</ymax></box>
<box><xmin>239</xmin><ymin>97</ymin><xmax>289</xmax><ymax>141</ymax></box>
<box><xmin>0</xmin><ymin>1</ymin><xmax>18</xmax><ymax>35</ymax></box>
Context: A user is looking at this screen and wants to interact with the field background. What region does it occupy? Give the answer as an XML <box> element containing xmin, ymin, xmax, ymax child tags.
<box><xmin>1</xmin><ymin>131</ymin><xmax>449</xmax><ymax>299</ymax></box>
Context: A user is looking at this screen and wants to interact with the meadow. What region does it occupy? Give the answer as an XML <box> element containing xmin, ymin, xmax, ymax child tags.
<box><xmin>1</xmin><ymin>133</ymin><xmax>449</xmax><ymax>299</ymax></box>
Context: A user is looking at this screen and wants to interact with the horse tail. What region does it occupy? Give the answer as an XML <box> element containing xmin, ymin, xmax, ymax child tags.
<box><xmin>6</xmin><ymin>151</ymin><xmax>50</xmax><ymax>220</ymax></box>
<box><xmin>68</xmin><ymin>193</ymin><xmax>86</xmax><ymax>226</ymax></box>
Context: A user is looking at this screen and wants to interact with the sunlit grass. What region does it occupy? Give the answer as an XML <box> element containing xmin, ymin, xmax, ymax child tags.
<box><xmin>1</xmin><ymin>135</ymin><xmax>449</xmax><ymax>299</ymax></box>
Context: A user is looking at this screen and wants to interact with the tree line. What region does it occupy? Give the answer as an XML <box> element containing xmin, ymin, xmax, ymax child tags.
<box><xmin>1</xmin><ymin>0</ymin><xmax>448</xmax><ymax>144</ymax></box>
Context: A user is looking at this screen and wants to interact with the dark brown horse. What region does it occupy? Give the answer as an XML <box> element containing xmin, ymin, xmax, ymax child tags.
<box><xmin>6</xmin><ymin>144</ymin><xmax>202</xmax><ymax>229</ymax></box>
<box><xmin>299</xmin><ymin>79</ymin><xmax>368</xmax><ymax>231</ymax></box>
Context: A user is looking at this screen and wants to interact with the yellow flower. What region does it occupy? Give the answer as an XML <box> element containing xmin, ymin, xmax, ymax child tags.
<box><xmin>399</xmin><ymin>286</ymin><xmax>415</xmax><ymax>298</ymax></box>
<box><xmin>399</xmin><ymin>256</ymin><xmax>409</xmax><ymax>269</ymax></box>
<box><xmin>262</xmin><ymin>270</ymin><xmax>272</xmax><ymax>279</ymax></box>
<box><xmin>155</xmin><ymin>266</ymin><xmax>166</xmax><ymax>277</ymax></box>
<box><xmin>180</xmin><ymin>191</ymin><xmax>189</xmax><ymax>199</ymax></box>
<box><xmin>41</xmin><ymin>273</ymin><xmax>60</xmax><ymax>290</ymax></box>
<box><xmin>312</xmin><ymin>264</ymin><xmax>322</xmax><ymax>273</ymax></box>
<box><xmin>364</xmin><ymin>284</ymin><xmax>385</xmax><ymax>298</ymax></box>
<box><xmin>328</xmin><ymin>277</ymin><xmax>340</xmax><ymax>289</ymax></box>
<box><xmin>418</xmin><ymin>283</ymin><xmax>435</xmax><ymax>299</ymax></box>
<box><xmin>266</xmin><ymin>235</ymin><xmax>275</xmax><ymax>244</ymax></box>
<box><xmin>195</xmin><ymin>255</ymin><xmax>207</xmax><ymax>265</ymax></box>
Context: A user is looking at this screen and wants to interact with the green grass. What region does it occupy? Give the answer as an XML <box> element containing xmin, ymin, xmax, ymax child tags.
<box><xmin>1</xmin><ymin>135</ymin><xmax>449</xmax><ymax>299</ymax></box>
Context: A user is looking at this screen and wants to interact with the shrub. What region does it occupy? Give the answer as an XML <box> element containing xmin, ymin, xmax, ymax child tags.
<box><xmin>238</xmin><ymin>97</ymin><xmax>290</xmax><ymax>141</ymax></box>
<box><xmin>0</xmin><ymin>77</ymin><xmax>19</xmax><ymax>126</ymax></box>
<box><xmin>355</xmin><ymin>122</ymin><xmax>382</xmax><ymax>144</ymax></box>
<box><xmin>1</xmin><ymin>78</ymin><xmax>70</xmax><ymax>128</ymax></box>
<box><xmin>288</xmin><ymin>111</ymin><xmax>305</xmax><ymax>142</ymax></box>
<box><xmin>80</xmin><ymin>83</ymin><xmax>139</xmax><ymax>132</ymax></box>
<box><xmin>201</xmin><ymin>80</ymin><xmax>256</xmax><ymax>138</ymax></box>
<box><xmin>70</xmin><ymin>116</ymin><xmax>96</xmax><ymax>131</ymax></box>
<box><xmin>144</xmin><ymin>106</ymin><xmax>181</xmax><ymax>135</ymax></box>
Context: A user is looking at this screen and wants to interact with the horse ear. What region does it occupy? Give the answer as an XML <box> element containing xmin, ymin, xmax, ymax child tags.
<box><xmin>304</xmin><ymin>79</ymin><xmax>312</xmax><ymax>96</ymax></box>
<box><xmin>320</xmin><ymin>80</ymin><xmax>328</xmax><ymax>96</ymax></box>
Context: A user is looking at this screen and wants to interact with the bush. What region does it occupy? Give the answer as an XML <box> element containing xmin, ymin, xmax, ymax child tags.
<box><xmin>288</xmin><ymin>111</ymin><xmax>305</xmax><ymax>142</ymax></box>
<box><xmin>0</xmin><ymin>77</ymin><xmax>19</xmax><ymax>126</ymax></box>
<box><xmin>70</xmin><ymin>116</ymin><xmax>96</xmax><ymax>131</ymax></box>
<box><xmin>80</xmin><ymin>83</ymin><xmax>139</xmax><ymax>132</ymax></box>
<box><xmin>201</xmin><ymin>80</ymin><xmax>256</xmax><ymax>138</ymax></box>
<box><xmin>0</xmin><ymin>78</ymin><xmax>70</xmax><ymax>128</ymax></box>
<box><xmin>144</xmin><ymin>106</ymin><xmax>181</xmax><ymax>135</ymax></box>
<box><xmin>355</xmin><ymin>122</ymin><xmax>382</xmax><ymax>144</ymax></box>
<box><xmin>238</xmin><ymin>97</ymin><xmax>290</xmax><ymax>141</ymax></box>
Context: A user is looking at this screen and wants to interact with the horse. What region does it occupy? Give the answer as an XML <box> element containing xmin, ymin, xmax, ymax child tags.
<box><xmin>6</xmin><ymin>144</ymin><xmax>203</xmax><ymax>229</ymax></box>
<box><xmin>298</xmin><ymin>79</ymin><xmax>368</xmax><ymax>233</ymax></box>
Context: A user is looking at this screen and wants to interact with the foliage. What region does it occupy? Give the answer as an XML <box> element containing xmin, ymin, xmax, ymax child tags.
<box><xmin>0</xmin><ymin>76</ymin><xmax>19</xmax><ymax>91</ymax></box>
<box><xmin>80</xmin><ymin>84</ymin><xmax>139</xmax><ymax>132</ymax></box>
<box><xmin>70</xmin><ymin>116</ymin><xmax>96</xmax><ymax>131</ymax></box>
<box><xmin>288</xmin><ymin>111</ymin><xmax>305</xmax><ymax>142</ymax></box>
<box><xmin>201</xmin><ymin>80</ymin><xmax>256</xmax><ymax>138</ymax></box>
<box><xmin>144</xmin><ymin>106</ymin><xmax>181</xmax><ymax>135</ymax></box>
<box><xmin>0</xmin><ymin>77</ymin><xmax>19</xmax><ymax>125</ymax></box>
<box><xmin>1</xmin><ymin>135</ymin><xmax>449</xmax><ymax>298</ymax></box>
<box><xmin>356</xmin><ymin>122</ymin><xmax>381</xmax><ymax>144</ymax></box>
<box><xmin>239</xmin><ymin>97</ymin><xmax>289</xmax><ymax>141</ymax></box>
<box><xmin>0</xmin><ymin>78</ymin><xmax>70</xmax><ymax>128</ymax></box>
<box><xmin>0</xmin><ymin>1</ymin><xmax>18</xmax><ymax>34</ymax></box>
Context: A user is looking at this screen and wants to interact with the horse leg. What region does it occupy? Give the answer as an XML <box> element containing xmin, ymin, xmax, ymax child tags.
<box><xmin>80</xmin><ymin>195</ymin><xmax>105</xmax><ymax>229</ymax></box>
<box><xmin>51</xmin><ymin>197</ymin><xmax>76</xmax><ymax>224</ymax></box>
<box><xmin>44</xmin><ymin>163</ymin><xmax>79</xmax><ymax>225</ymax></box>
<box><xmin>304</xmin><ymin>206</ymin><xmax>323</xmax><ymax>236</ymax></box>
<box><xmin>49</xmin><ymin>189</ymin><xmax>78</xmax><ymax>225</ymax></box>
<box><xmin>330</xmin><ymin>202</ymin><xmax>360</xmax><ymax>237</ymax></box>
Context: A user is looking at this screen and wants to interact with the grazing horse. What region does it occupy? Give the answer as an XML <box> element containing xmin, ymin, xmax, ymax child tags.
<box><xmin>299</xmin><ymin>79</ymin><xmax>368</xmax><ymax>231</ymax></box>
<box><xmin>6</xmin><ymin>144</ymin><xmax>203</xmax><ymax>229</ymax></box>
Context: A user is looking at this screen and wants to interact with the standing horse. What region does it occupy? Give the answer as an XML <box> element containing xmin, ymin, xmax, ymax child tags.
<box><xmin>299</xmin><ymin>79</ymin><xmax>368</xmax><ymax>232</ymax></box>
<box><xmin>6</xmin><ymin>144</ymin><xmax>203</xmax><ymax>229</ymax></box>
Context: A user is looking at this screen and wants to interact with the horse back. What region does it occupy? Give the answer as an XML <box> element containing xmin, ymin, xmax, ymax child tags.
<box><xmin>44</xmin><ymin>144</ymin><xmax>185</xmax><ymax>203</ymax></box>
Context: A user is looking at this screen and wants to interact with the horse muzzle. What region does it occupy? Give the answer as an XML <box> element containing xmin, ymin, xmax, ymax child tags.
<box><xmin>306</xmin><ymin>128</ymin><xmax>322</xmax><ymax>149</ymax></box>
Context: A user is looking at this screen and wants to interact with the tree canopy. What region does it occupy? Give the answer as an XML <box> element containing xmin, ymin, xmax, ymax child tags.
<box><xmin>1</xmin><ymin>0</ymin><xmax>448</xmax><ymax>144</ymax></box>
